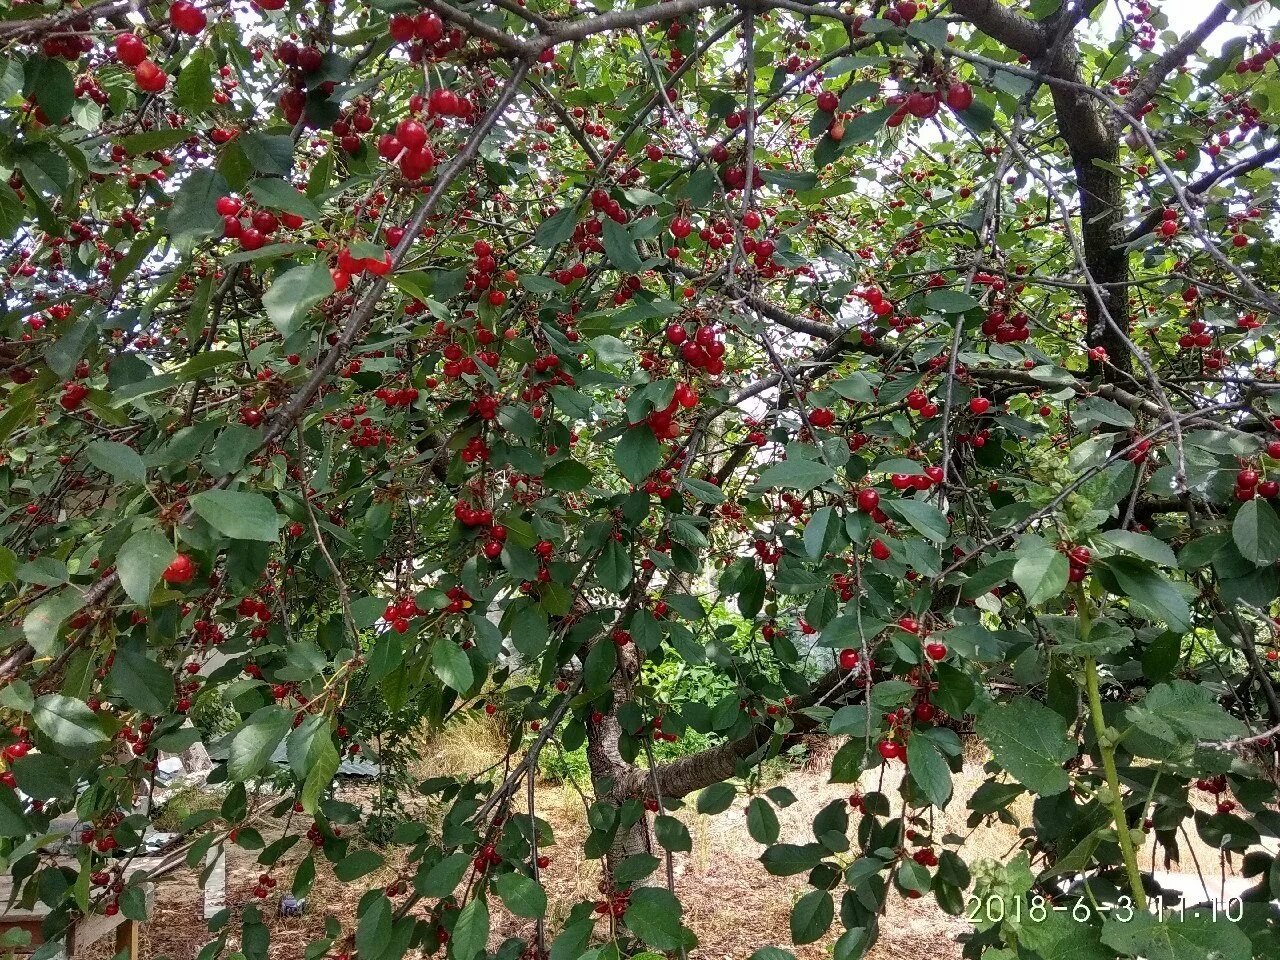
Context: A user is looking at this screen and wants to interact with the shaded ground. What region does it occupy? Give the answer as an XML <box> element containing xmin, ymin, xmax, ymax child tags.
<box><xmin>90</xmin><ymin>721</ymin><xmax>1256</xmax><ymax>960</ymax></box>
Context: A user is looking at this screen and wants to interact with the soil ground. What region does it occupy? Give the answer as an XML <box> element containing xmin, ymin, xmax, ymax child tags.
<box><xmin>85</xmin><ymin>718</ymin><xmax>1253</xmax><ymax>960</ymax></box>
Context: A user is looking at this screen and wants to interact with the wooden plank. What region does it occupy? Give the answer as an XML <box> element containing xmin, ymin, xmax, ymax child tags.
<box><xmin>113</xmin><ymin>920</ymin><xmax>139</xmax><ymax>960</ymax></box>
<box><xmin>70</xmin><ymin>885</ymin><xmax>153</xmax><ymax>955</ymax></box>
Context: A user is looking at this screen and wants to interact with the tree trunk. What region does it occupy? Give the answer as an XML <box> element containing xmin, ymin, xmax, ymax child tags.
<box><xmin>584</xmin><ymin>642</ymin><xmax>652</xmax><ymax>879</ymax></box>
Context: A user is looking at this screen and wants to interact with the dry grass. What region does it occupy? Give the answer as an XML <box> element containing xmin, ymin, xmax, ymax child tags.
<box><xmin>85</xmin><ymin>718</ymin><xmax>1262</xmax><ymax>960</ymax></box>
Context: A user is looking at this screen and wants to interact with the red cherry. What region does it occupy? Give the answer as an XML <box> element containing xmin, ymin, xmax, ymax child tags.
<box><xmin>838</xmin><ymin>648</ymin><xmax>860</xmax><ymax>670</ymax></box>
<box><xmin>945</xmin><ymin>82</ymin><xmax>974</xmax><ymax>112</ymax></box>
<box><xmin>870</xmin><ymin>539</ymin><xmax>891</xmax><ymax>561</ymax></box>
<box><xmin>905</xmin><ymin>91</ymin><xmax>938</xmax><ymax>119</ymax></box>
<box><xmin>924</xmin><ymin>642</ymin><xmax>947</xmax><ymax>661</ymax></box>
<box><xmin>115</xmin><ymin>34</ymin><xmax>148</xmax><ymax>67</ymax></box>
<box><xmin>133</xmin><ymin>60</ymin><xmax>167</xmax><ymax>92</ymax></box>
<box><xmin>857</xmin><ymin>488</ymin><xmax>880</xmax><ymax>512</ymax></box>
<box><xmin>808</xmin><ymin>408</ymin><xmax>835</xmax><ymax>428</ymax></box>
<box><xmin>968</xmin><ymin>397</ymin><xmax>991</xmax><ymax>415</ymax></box>
<box><xmin>162</xmin><ymin>554</ymin><xmax>195</xmax><ymax>585</ymax></box>
<box><xmin>168</xmin><ymin>1</ymin><xmax>208</xmax><ymax>35</ymax></box>
<box><xmin>395</xmin><ymin>119</ymin><xmax>427</xmax><ymax>151</ymax></box>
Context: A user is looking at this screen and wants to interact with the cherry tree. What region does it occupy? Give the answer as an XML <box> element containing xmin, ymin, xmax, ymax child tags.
<box><xmin>1</xmin><ymin>0</ymin><xmax>1280</xmax><ymax>958</ymax></box>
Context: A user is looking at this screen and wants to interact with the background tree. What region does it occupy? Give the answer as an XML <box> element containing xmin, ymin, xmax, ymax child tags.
<box><xmin>1</xmin><ymin>0</ymin><xmax>1280</xmax><ymax>958</ymax></box>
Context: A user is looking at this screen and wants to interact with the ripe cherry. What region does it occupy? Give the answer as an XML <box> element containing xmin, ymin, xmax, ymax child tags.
<box><xmin>968</xmin><ymin>396</ymin><xmax>991</xmax><ymax>415</ymax></box>
<box><xmin>134</xmin><ymin>60</ymin><xmax>167</xmax><ymax>92</ymax></box>
<box><xmin>924</xmin><ymin>642</ymin><xmax>947</xmax><ymax>661</ymax></box>
<box><xmin>162</xmin><ymin>554</ymin><xmax>195</xmax><ymax>585</ymax></box>
<box><xmin>115</xmin><ymin>34</ymin><xmax>148</xmax><ymax>67</ymax></box>
<box><xmin>945</xmin><ymin>82</ymin><xmax>974</xmax><ymax>112</ymax></box>
<box><xmin>856</xmin><ymin>488</ymin><xmax>880</xmax><ymax>512</ymax></box>
<box><xmin>838</xmin><ymin>648</ymin><xmax>859</xmax><ymax>670</ymax></box>
<box><xmin>808</xmin><ymin>407</ymin><xmax>834</xmax><ymax>428</ymax></box>
<box><xmin>168</xmin><ymin>1</ymin><xmax>208</xmax><ymax>35</ymax></box>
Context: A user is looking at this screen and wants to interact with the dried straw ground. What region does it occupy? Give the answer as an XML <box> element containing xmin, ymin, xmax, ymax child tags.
<box><xmin>91</xmin><ymin>716</ymin><xmax>1244</xmax><ymax>960</ymax></box>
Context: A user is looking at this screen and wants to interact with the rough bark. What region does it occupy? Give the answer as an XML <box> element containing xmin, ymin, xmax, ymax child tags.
<box><xmin>953</xmin><ymin>0</ymin><xmax>1130</xmax><ymax>378</ymax></box>
<box><xmin>584</xmin><ymin>640</ymin><xmax>653</xmax><ymax>876</ymax></box>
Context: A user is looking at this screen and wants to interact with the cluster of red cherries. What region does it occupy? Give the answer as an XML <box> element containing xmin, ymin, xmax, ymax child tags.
<box><xmin>1234</xmin><ymin>463</ymin><xmax>1278</xmax><ymax>501</ymax></box>
<box><xmin>218</xmin><ymin>195</ymin><xmax>305</xmax><ymax>252</ymax></box>
<box><xmin>665</xmin><ymin>322</ymin><xmax>726</xmax><ymax>376</ymax></box>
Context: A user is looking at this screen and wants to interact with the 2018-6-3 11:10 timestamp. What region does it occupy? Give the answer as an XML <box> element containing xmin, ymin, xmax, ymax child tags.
<box><xmin>966</xmin><ymin>894</ymin><xmax>1245</xmax><ymax>924</ymax></box>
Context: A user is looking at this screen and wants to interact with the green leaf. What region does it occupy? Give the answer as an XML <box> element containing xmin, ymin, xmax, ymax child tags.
<box><xmin>492</xmin><ymin>872</ymin><xmax>547</xmax><ymax>919</ymax></box>
<box><xmin>23</xmin><ymin>589</ymin><xmax>84</xmax><ymax>656</ymax></box>
<box><xmin>906</xmin><ymin>734</ymin><xmax>952</xmax><ymax>807</ymax></box>
<box><xmin>1074</xmin><ymin>396</ymin><xmax>1136</xmax><ymax>428</ymax></box>
<box><xmin>418</xmin><ymin>853</ymin><xmax>470</xmax><ymax>897</ymax></box>
<box><xmin>804</xmin><ymin>507</ymin><xmax>833</xmax><ymax>558</ymax></box>
<box><xmin>654</xmin><ymin>814</ymin><xmax>691</xmax><ymax>852</ymax></box>
<box><xmin>789</xmin><ymin>890</ymin><xmax>834</xmax><ymax>945</ymax></box>
<box><xmin>192</xmin><ymin>489</ymin><xmax>282</xmax><ymax>542</ymax></box>
<box><xmin>334</xmin><ymin>850</ymin><xmax>385</xmax><ymax>882</ymax></box>
<box><xmin>248</xmin><ymin>177</ymin><xmax>323</xmax><ymax>222</ymax></box>
<box><xmin>1012</xmin><ymin>546</ymin><xmax>1069</xmax><ymax>605</ymax></box>
<box><xmin>175</xmin><ymin>51</ymin><xmax>214</xmax><ymax>113</ymax></box>
<box><xmin>746</xmin><ymin>797</ymin><xmax>780</xmax><ymax>845</ymax></box>
<box><xmin>543</xmin><ymin>458</ymin><xmax>591</xmax><ymax>492</ymax></box>
<box><xmin>228</xmin><ymin>706</ymin><xmax>292</xmax><ymax>781</ymax></box>
<box><xmin>450</xmin><ymin>896</ymin><xmax>489</xmax><ymax>960</ymax></box>
<box><xmin>356</xmin><ymin>896</ymin><xmax>393</xmax><ymax>960</ymax></box>
<box><xmin>924</xmin><ymin>289</ymin><xmax>979</xmax><ymax>313</ymax></box>
<box><xmin>46</xmin><ymin>317</ymin><xmax>96</xmax><ymax>380</ymax></box>
<box><xmin>1233</xmin><ymin>498</ymin><xmax>1280</xmax><ymax>566</ymax></box>
<box><xmin>32</xmin><ymin>695</ymin><xmax>108</xmax><ymax>750</ymax></box>
<box><xmin>974</xmin><ymin>700</ymin><xmax>1076</xmax><ymax>796</ymax></box>
<box><xmin>695</xmin><ymin>782</ymin><xmax>736</xmax><ymax>815</ymax></box>
<box><xmin>431</xmin><ymin>640</ymin><xmax>474</xmax><ymax>694</ymax></box>
<box><xmin>17</xmin><ymin>142</ymin><xmax>70</xmax><ymax>197</ymax></box>
<box><xmin>107</xmin><ymin>649</ymin><xmax>173</xmax><ymax>715</ymax></box>
<box><xmin>602</xmin><ymin>218</ymin><xmax>643</xmax><ymax>272</ymax></box>
<box><xmin>596</xmin><ymin>539</ymin><xmax>632</xmax><ymax>593</ymax></box>
<box><xmin>240</xmin><ymin>132</ymin><xmax>294</xmax><ymax>177</ymax></box>
<box><xmin>164</xmin><ymin>169</ymin><xmax>229</xmax><ymax>251</ymax></box>
<box><xmin>583</xmin><ymin>636</ymin><xmax>617</xmax><ymax>691</ymax></box>
<box><xmin>116</xmin><ymin>528</ymin><xmax>177</xmax><ymax>606</ymax></box>
<box><xmin>1104</xmin><ymin>557</ymin><xmax>1190</xmax><ymax>632</ymax></box>
<box><xmin>1126</xmin><ymin>679</ymin><xmax>1246</xmax><ymax>745</ymax></box>
<box><xmin>616</xmin><ymin>425</ymin><xmax>661</xmax><ymax>483</ymax></box>
<box><xmin>624</xmin><ymin>888</ymin><xmax>685</xmax><ymax>951</ymax></box>
<box><xmin>1100</xmin><ymin>529</ymin><xmax>1177</xmax><ymax>568</ymax></box>
<box><xmin>753</xmin><ymin>459</ymin><xmax>835</xmax><ymax>493</ymax></box>
<box><xmin>1100</xmin><ymin>909</ymin><xmax>1253</xmax><ymax>960</ymax></box>
<box><xmin>0</xmin><ymin>180</ymin><xmax>24</xmax><ymax>240</ymax></box>
<box><xmin>615</xmin><ymin>853</ymin><xmax>661</xmax><ymax>884</ymax></box>
<box><xmin>263</xmin><ymin>262</ymin><xmax>335</xmax><ymax>338</ymax></box>
<box><xmin>23</xmin><ymin>56</ymin><xmax>74</xmax><ymax>122</ymax></box>
<box><xmin>760</xmin><ymin>842</ymin><xmax>825</xmax><ymax>876</ymax></box>
<box><xmin>534</xmin><ymin>206</ymin><xmax>578</xmax><ymax>248</ymax></box>
<box><xmin>120</xmin><ymin>127</ymin><xmax>193</xmax><ymax>156</ymax></box>
<box><xmin>885</xmin><ymin>499</ymin><xmax>949</xmax><ymax>543</ymax></box>
<box><xmin>85</xmin><ymin>440</ymin><xmax>146</xmax><ymax>485</ymax></box>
